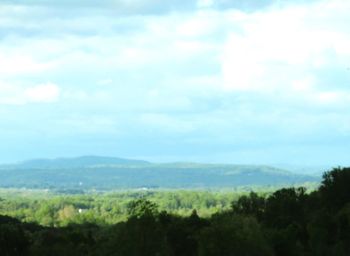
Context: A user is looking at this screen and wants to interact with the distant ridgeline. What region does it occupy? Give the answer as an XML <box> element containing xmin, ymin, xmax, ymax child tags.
<box><xmin>0</xmin><ymin>156</ymin><xmax>320</xmax><ymax>190</ymax></box>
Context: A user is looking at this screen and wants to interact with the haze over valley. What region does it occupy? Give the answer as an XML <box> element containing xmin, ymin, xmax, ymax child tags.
<box><xmin>0</xmin><ymin>156</ymin><xmax>321</xmax><ymax>191</ymax></box>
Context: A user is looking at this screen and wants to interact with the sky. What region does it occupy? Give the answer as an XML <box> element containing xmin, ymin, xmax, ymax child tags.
<box><xmin>0</xmin><ymin>0</ymin><xmax>349</xmax><ymax>165</ymax></box>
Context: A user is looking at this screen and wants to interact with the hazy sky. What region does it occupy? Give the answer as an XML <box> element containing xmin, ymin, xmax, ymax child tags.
<box><xmin>0</xmin><ymin>0</ymin><xmax>349</xmax><ymax>165</ymax></box>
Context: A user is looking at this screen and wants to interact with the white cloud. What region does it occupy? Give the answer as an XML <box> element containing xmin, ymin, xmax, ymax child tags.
<box><xmin>221</xmin><ymin>1</ymin><xmax>350</xmax><ymax>98</ymax></box>
<box><xmin>0</xmin><ymin>54</ymin><xmax>54</xmax><ymax>76</ymax></box>
<box><xmin>24</xmin><ymin>82</ymin><xmax>60</xmax><ymax>103</ymax></box>
<box><xmin>175</xmin><ymin>11</ymin><xmax>218</xmax><ymax>37</ymax></box>
<box><xmin>291</xmin><ymin>76</ymin><xmax>315</xmax><ymax>92</ymax></box>
<box><xmin>0</xmin><ymin>82</ymin><xmax>61</xmax><ymax>105</ymax></box>
<box><xmin>97</xmin><ymin>78</ymin><xmax>113</xmax><ymax>86</ymax></box>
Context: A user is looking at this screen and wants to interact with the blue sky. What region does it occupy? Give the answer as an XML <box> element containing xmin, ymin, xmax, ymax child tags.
<box><xmin>0</xmin><ymin>0</ymin><xmax>349</xmax><ymax>165</ymax></box>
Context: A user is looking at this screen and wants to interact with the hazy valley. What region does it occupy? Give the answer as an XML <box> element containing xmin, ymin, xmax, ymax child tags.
<box><xmin>0</xmin><ymin>156</ymin><xmax>320</xmax><ymax>191</ymax></box>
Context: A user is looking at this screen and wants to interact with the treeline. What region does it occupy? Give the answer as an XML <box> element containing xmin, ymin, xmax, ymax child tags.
<box><xmin>1</xmin><ymin>167</ymin><xmax>350</xmax><ymax>255</ymax></box>
<box><xmin>0</xmin><ymin>190</ymin><xmax>246</xmax><ymax>226</ymax></box>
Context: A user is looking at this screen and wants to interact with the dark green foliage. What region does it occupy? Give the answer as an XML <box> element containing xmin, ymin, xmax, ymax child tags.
<box><xmin>320</xmin><ymin>167</ymin><xmax>350</xmax><ymax>211</ymax></box>
<box><xmin>198</xmin><ymin>213</ymin><xmax>272</xmax><ymax>256</ymax></box>
<box><xmin>0</xmin><ymin>215</ymin><xmax>29</xmax><ymax>256</ymax></box>
<box><xmin>165</xmin><ymin>210</ymin><xmax>208</xmax><ymax>256</ymax></box>
<box><xmin>102</xmin><ymin>216</ymin><xmax>166</xmax><ymax>256</ymax></box>
<box><xmin>0</xmin><ymin>167</ymin><xmax>349</xmax><ymax>256</ymax></box>
<box><xmin>232</xmin><ymin>192</ymin><xmax>265</xmax><ymax>220</ymax></box>
<box><xmin>264</xmin><ymin>187</ymin><xmax>307</xmax><ymax>228</ymax></box>
<box><xmin>127</xmin><ymin>198</ymin><xmax>159</xmax><ymax>217</ymax></box>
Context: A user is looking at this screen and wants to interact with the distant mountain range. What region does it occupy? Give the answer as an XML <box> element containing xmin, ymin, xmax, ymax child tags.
<box><xmin>7</xmin><ymin>155</ymin><xmax>150</xmax><ymax>169</ymax></box>
<box><xmin>0</xmin><ymin>156</ymin><xmax>321</xmax><ymax>190</ymax></box>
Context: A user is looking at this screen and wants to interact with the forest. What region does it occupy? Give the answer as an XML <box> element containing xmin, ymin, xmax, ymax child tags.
<box><xmin>1</xmin><ymin>167</ymin><xmax>349</xmax><ymax>255</ymax></box>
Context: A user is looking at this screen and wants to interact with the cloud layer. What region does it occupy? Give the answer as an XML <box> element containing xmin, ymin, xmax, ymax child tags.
<box><xmin>0</xmin><ymin>0</ymin><xmax>349</xmax><ymax>165</ymax></box>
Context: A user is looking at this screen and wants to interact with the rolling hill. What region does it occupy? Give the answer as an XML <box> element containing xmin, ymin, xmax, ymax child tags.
<box><xmin>0</xmin><ymin>156</ymin><xmax>320</xmax><ymax>190</ymax></box>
